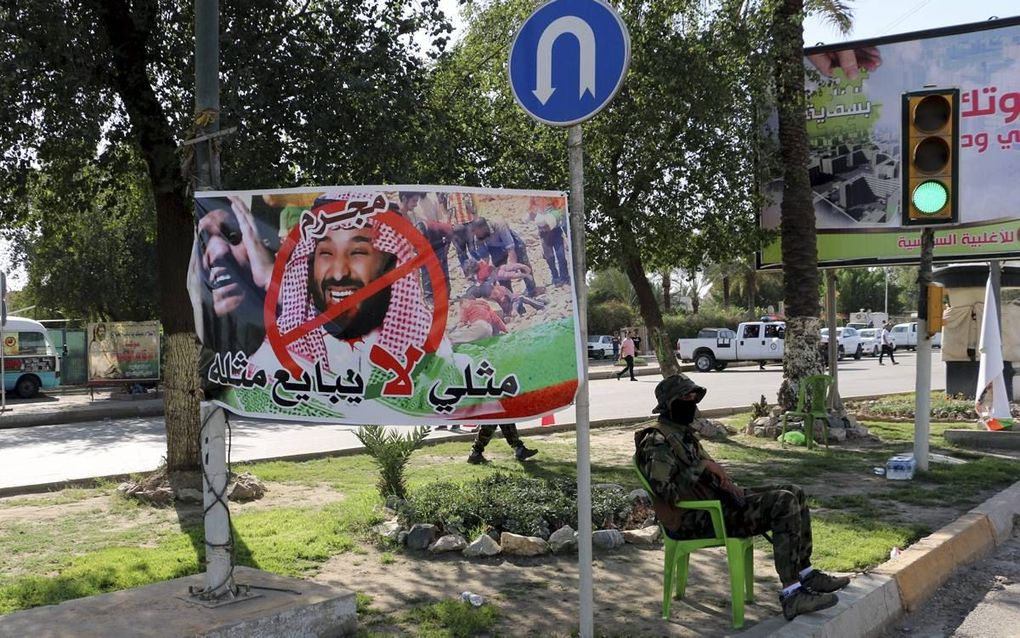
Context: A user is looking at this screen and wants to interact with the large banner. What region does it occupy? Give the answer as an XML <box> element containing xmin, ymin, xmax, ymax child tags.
<box><xmin>761</xmin><ymin>17</ymin><xmax>1020</xmax><ymax>268</ymax></box>
<box><xmin>189</xmin><ymin>186</ymin><xmax>581</xmax><ymax>425</ymax></box>
<box><xmin>87</xmin><ymin>321</ymin><xmax>161</xmax><ymax>382</ymax></box>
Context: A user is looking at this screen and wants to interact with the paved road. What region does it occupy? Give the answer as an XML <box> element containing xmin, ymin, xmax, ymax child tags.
<box><xmin>0</xmin><ymin>351</ymin><xmax>944</xmax><ymax>491</ymax></box>
<box><xmin>882</xmin><ymin>525</ymin><xmax>1020</xmax><ymax>637</ymax></box>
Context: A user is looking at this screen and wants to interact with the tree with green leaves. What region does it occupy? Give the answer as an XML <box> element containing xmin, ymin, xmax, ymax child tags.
<box><xmin>7</xmin><ymin>144</ymin><xmax>158</xmax><ymax>321</ymax></box>
<box><xmin>1</xmin><ymin>0</ymin><xmax>452</xmax><ymax>473</ymax></box>
<box><xmin>433</xmin><ymin>0</ymin><xmax>773</xmax><ymax>377</ymax></box>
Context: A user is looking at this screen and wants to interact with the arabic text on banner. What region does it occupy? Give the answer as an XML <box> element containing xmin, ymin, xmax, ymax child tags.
<box><xmin>189</xmin><ymin>187</ymin><xmax>582</xmax><ymax>425</ymax></box>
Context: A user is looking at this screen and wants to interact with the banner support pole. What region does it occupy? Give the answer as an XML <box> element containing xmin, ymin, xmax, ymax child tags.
<box><xmin>567</xmin><ymin>123</ymin><xmax>594</xmax><ymax>638</ymax></box>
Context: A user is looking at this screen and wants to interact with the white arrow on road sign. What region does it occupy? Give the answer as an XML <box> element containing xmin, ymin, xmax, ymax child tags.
<box><xmin>533</xmin><ymin>16</ymin><xmax>596</xmax><ymax>105</ymax></box>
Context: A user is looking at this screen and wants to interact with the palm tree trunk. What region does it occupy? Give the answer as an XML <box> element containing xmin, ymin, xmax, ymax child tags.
<box><xmin>723</xmin><ymin>275</ymin><xmax>730</xmax><ymax>308</ymax></box>
<box><xmin>774</xmin><ymin>0</ymin><xmax>822</xmax><ymax>409</ymax></box>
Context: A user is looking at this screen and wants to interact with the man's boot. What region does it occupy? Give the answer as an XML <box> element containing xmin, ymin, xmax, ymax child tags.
<box><xmin>801</xmin><ymin>570</ymin><xmax>850</xmax><ymax>594</ymax></box>
<box><xmin>514</xmin><ymin>445</ymin><xmax>538</xmax><ymax>461</ymax></box>
<box><xmin>467</xmin><ymin>449</ymin><xmax>488</xmax><ymax>465</ymax></box>
<box><xmin>781</xmin><ymin>588</ymin><xmax>838</xmax><ymax>621</ymax></box>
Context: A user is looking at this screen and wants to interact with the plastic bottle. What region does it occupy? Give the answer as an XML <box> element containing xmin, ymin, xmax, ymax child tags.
<box><xmin>461</xmin><ymin>591</ymin><xmax>484</xmax><ymax>607</ymax></box>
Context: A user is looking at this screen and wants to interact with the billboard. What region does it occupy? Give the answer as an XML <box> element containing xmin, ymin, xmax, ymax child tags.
<box><xmin>189</xmin><ymin>186</ymin><xmax>581</xmax><ymax>425</ymax></box>
<box><xmin>87</xmin><ymin>321</ymin><xmax>161</xmax><ymax>383</ymax></box>
<box><xmin>761</xmin><ymin>16</ymin><xmax>1020</xmax><ymax>268</ymax></box>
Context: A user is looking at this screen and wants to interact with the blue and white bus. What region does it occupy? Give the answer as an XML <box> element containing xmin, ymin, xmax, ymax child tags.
<box><xmin>2</xmin><ymin>316</ymin><xmax>60</xmax><ymax>398</ymax></box>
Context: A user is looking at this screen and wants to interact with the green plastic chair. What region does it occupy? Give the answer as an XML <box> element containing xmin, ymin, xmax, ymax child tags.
<box><xmin>780</xmin><ymin>373</ymin><xmax>834</xmax><ymax>449</ymax></box>
<box><xmin>633</xmin><ymin>458</ymin><xmax>754</xmax><ymax>629</ymax></box>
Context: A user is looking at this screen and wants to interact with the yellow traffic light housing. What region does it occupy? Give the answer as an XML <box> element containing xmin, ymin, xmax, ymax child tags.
<box><xmin>902</xmin><ymin>89</ymin><xmax>959</xmax><ymax>225</ymax></box>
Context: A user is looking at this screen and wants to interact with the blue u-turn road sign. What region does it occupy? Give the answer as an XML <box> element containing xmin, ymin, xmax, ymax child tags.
<box><xmin>508</xmin><ymin>0</ymin><xmax>630</xmax><ymax>127</ymax></box>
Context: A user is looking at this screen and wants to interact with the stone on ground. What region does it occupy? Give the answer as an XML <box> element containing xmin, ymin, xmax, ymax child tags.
<box><xmin>500</xmin><ymin>532</ymin><xmax>549</xmax><ymax>556</ymax></box>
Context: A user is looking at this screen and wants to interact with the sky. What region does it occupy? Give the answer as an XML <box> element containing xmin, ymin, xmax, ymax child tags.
<box><xmin>802</xmin><ymin>0</ymin><xmax>1018</xmax><ymax>46</ymax></box>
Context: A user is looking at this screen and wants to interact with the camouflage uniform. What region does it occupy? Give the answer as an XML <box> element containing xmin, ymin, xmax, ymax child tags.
<box><xmin>635</xmin><ymin>376</ymin><xmax>815</xmax><ymax>588</ymax></box>
<box><xmin>471</xmin><ymin>423</ymin><xmax>524</xmax><ymax>453</ymax></box>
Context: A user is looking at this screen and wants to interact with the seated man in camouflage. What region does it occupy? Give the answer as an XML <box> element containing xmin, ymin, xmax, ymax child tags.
<box><xmin>635</xmin><ymin>374</ymin><xmax>850</xmax><ymax>621</ymax></box>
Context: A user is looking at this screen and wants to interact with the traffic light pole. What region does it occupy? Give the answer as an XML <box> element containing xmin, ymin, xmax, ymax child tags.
<box><xmin>914</xmin><ymin>228</ymin><xmax>935</xmax><ymax>472</ymax></box>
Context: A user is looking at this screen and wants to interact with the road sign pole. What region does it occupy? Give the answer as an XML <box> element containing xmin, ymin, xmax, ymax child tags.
<box><xmin>568</xmin><ymin>124</ymin><xmax>594</xmax><ymax>638</ymax></box>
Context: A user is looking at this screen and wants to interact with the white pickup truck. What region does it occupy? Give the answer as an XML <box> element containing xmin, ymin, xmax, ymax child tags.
<box><xmin>676</xmin><ymin>321</ymin><xmax>786</xmax><ymax>372</ymax></box>
<box><xmin>891</xmin><ymin>322</ymin><xmax>942</xmax><ymax>350</ymax></box>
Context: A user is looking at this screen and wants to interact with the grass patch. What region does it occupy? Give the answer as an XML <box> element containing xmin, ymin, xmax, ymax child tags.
<box><xmin>403</xmin><ymin>598</ymin><xmax>499</xmax><ymax>638</ymax></box>
<box><xmin>854</xmin><ymin>392</ymin><xmax>976</xmax><ymax>418</ymax></box>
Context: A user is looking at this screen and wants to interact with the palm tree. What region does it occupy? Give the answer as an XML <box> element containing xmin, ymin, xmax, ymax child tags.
<box><xmin>772</xmin><ymin>0</ymin><xmax>852</xmax><ymax>409</ymax></box>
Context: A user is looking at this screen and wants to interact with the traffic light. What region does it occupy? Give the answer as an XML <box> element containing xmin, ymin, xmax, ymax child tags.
<box><xmin>902</xmin><ymin>89</ymin><xmax>959</xmax><ymax>225</ymax></box>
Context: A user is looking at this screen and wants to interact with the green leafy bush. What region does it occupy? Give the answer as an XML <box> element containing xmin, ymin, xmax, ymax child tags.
<box><xmin>662</xmin><ymin>307</ymin><xmax>750</xmax><ymax>343</ymax></box>
<box><xmin>401</xmin><ymin>474</ymin><xmax>633</xmax><ymax>538</ymax></box>
<box><xmin>588</xmin><ymin>301</ymin><xmax>635</xmax><ymax>335</ymax></box>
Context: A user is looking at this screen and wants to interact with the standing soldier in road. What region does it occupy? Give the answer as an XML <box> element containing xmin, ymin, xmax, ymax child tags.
<box><xmin>634</xmin><ymin>374</ymin><xmax>850</xmax><ymax>620</ymax></box>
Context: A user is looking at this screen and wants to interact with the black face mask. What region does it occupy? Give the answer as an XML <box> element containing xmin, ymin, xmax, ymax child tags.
<box><xmin>668</xmin><ymin>400</ymin><xmax>698</xmax><ymax>425</ymax></box>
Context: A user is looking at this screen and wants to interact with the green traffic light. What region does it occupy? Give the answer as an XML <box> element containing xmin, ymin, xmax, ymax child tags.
<box><xmin>912</xmin><ymin>180</ymin><xmax>949</xmax><ymax>214</ymax></box>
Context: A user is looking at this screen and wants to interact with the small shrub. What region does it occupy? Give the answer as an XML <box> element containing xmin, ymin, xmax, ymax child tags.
<box><xmin>590</xmin><ymin>485</ymin><xmax>632</xmax><ymax>529</ymax></box>
<box><xmin>751</xmin><ymin>394</ymin><xmax>769</xmax><ymax>419</ymax></box>
<box><xmin>355</xmin><ymin>425</ymin><xmax>430</xmax><ymax>500</ymax></box>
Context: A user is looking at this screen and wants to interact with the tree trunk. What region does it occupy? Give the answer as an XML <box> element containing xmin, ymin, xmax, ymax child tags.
<box><xmin>97</xmin><ymin>0</ymin><xmax>201</xmax><ymax>470</ymax></box>
<box><xmin>773</xmin><ymin>0</ymin><xmax>822</xmax><ymax>409</ymax></box>
<box><xmin>163</xmin><ymin>333</ymin><xmax>202</xmax><ymax>471</ymax></box>
<box><xmin>612</xmin><ymin>215</ymin><xmax>680</xmax><ymax>378</ymax></box>
<box><xmin>662</xmin><ymin>269</ymin><xmax>672</xmax><ymax>312</ymax></box>
<box><xmin>723</xmin><ymin>275</ymin><xmax>730</xmax><ymax>308</ymax></box>
<box><xmin>690</xmin><ymin>274</ymin><xmax>700</xmax><ymax>314</ymax></box>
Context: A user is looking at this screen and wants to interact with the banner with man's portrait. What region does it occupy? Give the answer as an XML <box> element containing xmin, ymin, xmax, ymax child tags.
<box><xmin>189</xmin><ymin>186</ymin><xmax>581</xmax><ymax>425</ymax></box>
<box><xmin>87</xmin><ymin>321</ymin><xmax>161</xmax><ymax>383</ymax></box>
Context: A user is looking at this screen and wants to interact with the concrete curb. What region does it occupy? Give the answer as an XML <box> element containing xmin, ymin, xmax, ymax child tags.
<box><xmin>741</xmin><ymin>478</ymin><xmax>1020</xmax><ymax>637</ymax></box>
<box><xmin>0</xmin><ymin>400</ymin><xmax>164</xmax><ymax>429</ymax></box>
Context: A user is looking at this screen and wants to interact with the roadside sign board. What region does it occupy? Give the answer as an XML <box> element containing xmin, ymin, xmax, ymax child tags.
<box><xmin>760</xmin><ymin>16</ymin><xmax>1020</xmax><ymax>268</ymax></box>
<box><xmin>508</xmin><ymin>0</ymin><xmax>630</xmax><ymax>127</ymax></box>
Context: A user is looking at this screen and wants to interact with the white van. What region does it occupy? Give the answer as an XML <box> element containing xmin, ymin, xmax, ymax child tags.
<box><xmin>1</xmin><ymin>316</ymin><xmax>61</xmax><ymax>397</ymax></box>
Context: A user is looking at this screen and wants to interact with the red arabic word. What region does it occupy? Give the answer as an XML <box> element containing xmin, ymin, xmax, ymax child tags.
<box><xmin>961</xmin><ymin>86</ymin><xmax>1020</xmax><ymax>123</ymax></box>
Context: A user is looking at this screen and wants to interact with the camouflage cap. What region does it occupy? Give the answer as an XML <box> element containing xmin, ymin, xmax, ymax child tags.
<box><xmin>651</xmin><ymin>373</ymin><xmax>707</xmax><ymax>414</ymax></box>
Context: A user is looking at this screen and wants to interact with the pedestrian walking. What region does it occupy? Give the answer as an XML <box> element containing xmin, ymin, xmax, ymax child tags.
<box><xmin>879</xmin><ymin>322</ymin><xmax>898</xmax><ymax>365</ymax></box>
<box><xmin>617</xmin><ymin>333</ymin><xmax>637</xmax><ymax>381</ymax></box>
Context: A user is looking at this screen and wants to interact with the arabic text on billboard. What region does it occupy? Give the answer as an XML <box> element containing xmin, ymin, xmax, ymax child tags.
<box><xmin>190</xmin><ymin>187</ymin><xmax>581</xmax><ymax>425</ymax></box>
<box><xmin>761</xmin><ymin>18</ymin><xmax>1020</xmax><ymax>267</ymax></box>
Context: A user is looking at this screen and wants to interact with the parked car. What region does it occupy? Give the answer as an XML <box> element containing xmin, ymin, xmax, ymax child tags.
<box><xmin>857</xmin><ymin>328</ymin><xmax>881</xmax><ymax>356</ymax></box>
<box><xmin>820</xmin><ymin>327</ymin><xmax>863</xmax><ymax>360</ymax></box>
<box><xmin>587</xmin><ymin>335</ymin><xmax>615</xmax><ymax>359</ymax></box>
<box><xmin>676</xmin><ymin>322</ymin><xmax>784</xmax><ymax>372</ymax></box>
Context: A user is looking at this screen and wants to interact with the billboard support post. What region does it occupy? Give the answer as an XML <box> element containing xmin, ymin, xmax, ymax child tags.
<box><xmin>198</xmin><ymin>402</ymin><xmax>233</xmax><ymax>597</ymax></box>
<box><xmin>914</xmin><ymin>228</ymin><xmax>935</xmax><ymax>472</ymax></box>
<box><xmin>825</xmin><ymin>270</ymin><xmax>839</xmax><ymax>409</ymax></box>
